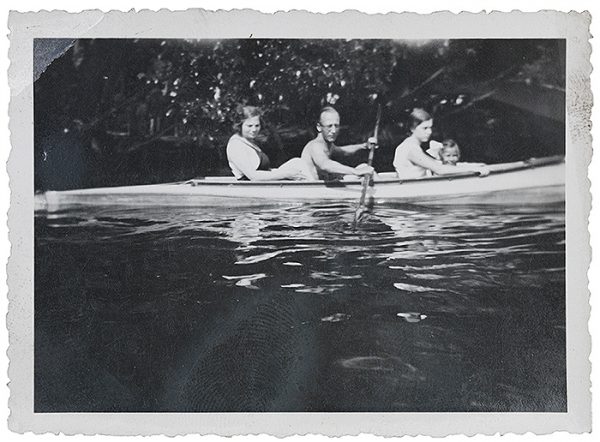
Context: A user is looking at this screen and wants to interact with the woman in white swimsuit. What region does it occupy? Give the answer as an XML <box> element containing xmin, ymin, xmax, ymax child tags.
<box><xmin>226</xmin><ymin>105</ymin><xmax>308</xmax><ymax>181</ymax></box>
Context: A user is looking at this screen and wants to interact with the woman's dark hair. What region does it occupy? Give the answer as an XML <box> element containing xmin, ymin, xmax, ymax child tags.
<box><xmin>232</xmin><ymin>105</ymin><xmax>263</xmax><ymax>133</ymax></box>
<box><xmin>408</xmin><ymin>108</ymin><xmax>433</xmax><ymax>131</ymax></box>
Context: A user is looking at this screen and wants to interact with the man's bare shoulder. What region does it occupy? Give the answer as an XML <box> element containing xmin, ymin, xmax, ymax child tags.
<box><xmin>302</xmin><ymin>137</ymin><xmax>328</xmax><ymax>154</ymax></box>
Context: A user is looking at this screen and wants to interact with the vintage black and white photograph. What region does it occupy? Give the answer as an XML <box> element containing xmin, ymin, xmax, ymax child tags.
<box><xmin>32</xmin><ymin>36</ymin><xmax>567</xmax><ymax>413</ymax></box>
<box><xmin>7</xmin><ymin>7</ymin><xmax>592</xmax><ymax>436</ymax></box>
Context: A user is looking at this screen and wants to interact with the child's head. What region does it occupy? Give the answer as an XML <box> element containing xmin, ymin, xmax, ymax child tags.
<box><xmin>440</xmin><ymin>139</ymin><xmax>461</xmax><ymax>165</ymax></box>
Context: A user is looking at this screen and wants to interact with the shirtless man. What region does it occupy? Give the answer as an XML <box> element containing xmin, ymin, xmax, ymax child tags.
<box><xmin>301</xmin><ymin>106</ymin><xmax>376</xmax><ymax>180</ymax></box>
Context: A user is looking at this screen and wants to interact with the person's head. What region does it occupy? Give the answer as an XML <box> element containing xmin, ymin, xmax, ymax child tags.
<box><xmin>317</xmin><ymin>106</ymin><xmax>341</xmax><ymax>143</ymax></box>
<box><xmin>440</xmin><ymin>139</ymin><xmax>461</xmax><ymax>165</ymax></box>
<box><xmin>233</xmin><ymin>105</ymin><xmax>262</xmax><ymax>141</ymax></box>
<box><xmin>408</xmin><ymin>108</ymin><xmax>433</xmax><ymax>143</ymax></box>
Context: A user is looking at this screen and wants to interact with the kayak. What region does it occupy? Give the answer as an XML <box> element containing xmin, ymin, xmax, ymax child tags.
<box><xmin>35</xmin><ymin>156</ymin><xmax>565</xmax><ymax>211</ymax></box>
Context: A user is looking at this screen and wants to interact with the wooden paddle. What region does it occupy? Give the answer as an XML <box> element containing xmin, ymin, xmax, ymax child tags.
<box><xmin>353</xmin><ymin>105</ymin><xmax>382</xmax><ymax>227</ymax></box>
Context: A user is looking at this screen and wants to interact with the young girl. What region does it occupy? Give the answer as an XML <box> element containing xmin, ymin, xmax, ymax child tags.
<box><xmin>427</xmin><ymin>138</ymin><xmax>462</xmax><ymax>165</ymax></box>
<box><xmin>393</xmin><ymin>108</ymin><xmax>489</xmax><ymax>179</ymax></box>
<box><xmin>427</xmin><ymin>138</ymin><xmax>488</xmax><ymax>172</ymax></box>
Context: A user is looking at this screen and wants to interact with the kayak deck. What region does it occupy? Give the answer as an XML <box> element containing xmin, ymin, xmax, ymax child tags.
<box><xmin>35</xmin><ymin>156</ymin><xmax>565</xmax><ymax>210</ymax></box>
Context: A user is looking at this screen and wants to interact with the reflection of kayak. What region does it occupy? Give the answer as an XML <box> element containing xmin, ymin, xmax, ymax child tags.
<box><xmin>35</xmin><ymin>156</ymin><xmax>565</xmax><ymax>211</ymax></box>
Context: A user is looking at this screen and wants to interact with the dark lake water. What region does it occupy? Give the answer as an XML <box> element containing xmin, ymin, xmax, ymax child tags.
<box><xmin>34</xmin><ymin>202</ymin><xmax>566</xmax><ymax>412</ymax></box>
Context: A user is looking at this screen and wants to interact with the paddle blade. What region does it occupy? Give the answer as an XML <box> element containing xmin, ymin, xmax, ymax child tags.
<box><xmin>354</xmin><ymin>207</ymin><xmax>368</xmax><ymax>224</ymax></box>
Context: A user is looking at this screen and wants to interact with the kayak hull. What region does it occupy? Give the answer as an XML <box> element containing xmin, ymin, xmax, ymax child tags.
<box><xmin>35</xmin><ymin>157</ymin><xmax>565</xmax><ymax>210</ymax></box>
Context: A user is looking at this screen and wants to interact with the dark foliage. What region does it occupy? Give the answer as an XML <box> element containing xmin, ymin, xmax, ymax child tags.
<box><xmin>34</xmin><ymin>38</ymin><xmax>565</xmax><ymax>190</ymax></box>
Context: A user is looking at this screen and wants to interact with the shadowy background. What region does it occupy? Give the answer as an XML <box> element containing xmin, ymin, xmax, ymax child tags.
<box><xmin>34</xmin><ymin>38</ymin><xmax>565</xmax><ymax>191</ymax></box>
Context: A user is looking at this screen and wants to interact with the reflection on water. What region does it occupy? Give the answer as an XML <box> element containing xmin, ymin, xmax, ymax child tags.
<box><xmin>34</xmin><ymin>202</ymin><xmax>566</xmax><ymax>412</ymax></box>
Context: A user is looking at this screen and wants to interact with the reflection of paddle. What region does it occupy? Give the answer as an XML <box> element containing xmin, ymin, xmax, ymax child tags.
<box><xmin>353</xmin><ymin>105</ymin><xmax>382</xmax><ymax>227</ymax></box>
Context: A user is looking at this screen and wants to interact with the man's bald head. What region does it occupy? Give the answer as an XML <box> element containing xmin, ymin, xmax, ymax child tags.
<box><xmin>317</xmin><ymin>106</ymin><xmax>341</xmax><ymax>143</ymax></box>
<box><xmin>318</xmin><ymin>106</ymin><xmax>340</xmax><ymax>125</ymax></box>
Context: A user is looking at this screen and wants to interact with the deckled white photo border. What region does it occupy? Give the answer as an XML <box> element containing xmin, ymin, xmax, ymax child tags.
<box><xmin>6</xmin><ymin>9</ymin><xmax>591</xmax><ymax>436</ymax></box>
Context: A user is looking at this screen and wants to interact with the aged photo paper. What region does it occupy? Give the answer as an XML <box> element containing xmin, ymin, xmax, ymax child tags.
<box><xmin>6</xmin><ymin>7</ymin><xmax>591</xmax><ymax>436</ymax></box>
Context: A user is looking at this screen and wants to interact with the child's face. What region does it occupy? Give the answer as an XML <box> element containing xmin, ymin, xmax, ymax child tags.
<box><xmin>441</xmin><ymin>148</ymin><xmax>459</xmax><ymax>165</ymax></box>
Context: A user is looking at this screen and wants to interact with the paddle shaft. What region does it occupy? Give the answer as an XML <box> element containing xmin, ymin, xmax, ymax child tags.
<box><xmin>355</xmin><ymin>106</ymin><xmax>382</xmax><ymax>218</ymax></box>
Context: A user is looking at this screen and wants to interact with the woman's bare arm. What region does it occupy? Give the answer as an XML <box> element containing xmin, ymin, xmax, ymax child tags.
<box><xmin>244</xmin><ymin>168</ymin><xmax>303</xmax><ymax>181</ymax></box>
<box><xmin>229</xmin><ymin>144</ymin><xmax>302</xmax><ymax>181</ymax></box>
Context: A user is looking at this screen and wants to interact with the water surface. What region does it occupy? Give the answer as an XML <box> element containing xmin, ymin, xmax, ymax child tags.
<box><xmin>34</xmin><ymin>202</ymin><xmax>566</xmax><ymax>412</ymax></box>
